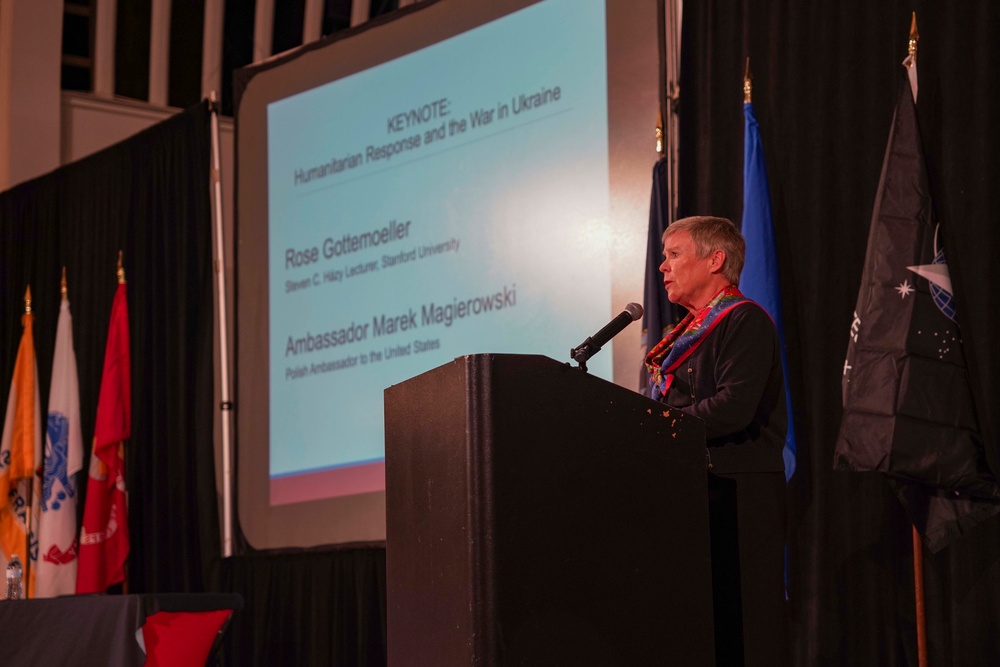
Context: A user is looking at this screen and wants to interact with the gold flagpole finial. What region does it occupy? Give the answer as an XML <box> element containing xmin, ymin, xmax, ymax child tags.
<box><xmin>117</xmin><ymin>250</ymin><xmax>126</xmax><ymax>284</ymax></box>
<box><xmin>24</xmin><ymin>285</ymin><xmax>32</xmax><ymax>314</ymax></box>
<box><xmin>61</xmin><ymin>266</ymin><xmax>68</xmax><ymax>300</ymax></box>
<box><xmin>908</xmin><ymin>13</ymin><xmax>919</xmax><ymax>60</ymax></box>
<box><xmin>655</xmin><ymin>109</ymin><xmax>664</xmax><ymax>154</ymax></box>
<box><xmin>743</xmin><ymin>57</ymin><xmax>753</xmax><ymax>103</ymax></box>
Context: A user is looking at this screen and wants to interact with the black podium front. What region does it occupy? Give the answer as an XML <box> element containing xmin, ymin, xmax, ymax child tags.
<box><xmin>385</xmin><ymin>354</ymin><xmax>714</xmax><ymax>666</ymax></box>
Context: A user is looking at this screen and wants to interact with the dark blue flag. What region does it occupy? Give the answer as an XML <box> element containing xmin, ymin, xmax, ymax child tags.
<box><xmin>740</xmin><ymin>102</ymin><xmax>797</xmax><ymax>481</ymax></box>
<box><xmin>640</xmin><ymin>157</ymin><xmax>680</xmax><ymax>394</ymax></box>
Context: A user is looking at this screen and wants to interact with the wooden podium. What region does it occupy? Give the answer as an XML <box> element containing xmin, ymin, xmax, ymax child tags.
<box><xmin>385</xmin><ymin>354</ymin><xmax>714</xmax><ymax>666</ymax></box>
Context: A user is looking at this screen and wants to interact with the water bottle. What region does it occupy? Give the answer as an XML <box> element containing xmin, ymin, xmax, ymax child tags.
<box><xmin>5</xmin><ymin>554</ymin><xmax>23</xmax><ymax>600</ymax></box>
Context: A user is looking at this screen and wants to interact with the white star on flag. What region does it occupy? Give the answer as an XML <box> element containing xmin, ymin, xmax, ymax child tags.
<box><xmin>895</xmin><ymin>279</ymin><xmax>915</xmax><ymax>298</ymax></box>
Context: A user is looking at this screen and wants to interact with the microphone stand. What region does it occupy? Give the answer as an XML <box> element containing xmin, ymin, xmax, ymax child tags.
<box><xmin>571</xmin><ymin>338</ymin><xmax>599</xmax><ymax>373</ymax></box>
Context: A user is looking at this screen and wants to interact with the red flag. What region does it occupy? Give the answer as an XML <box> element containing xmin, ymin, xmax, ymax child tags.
<box><xmin>77</xmin><ymin>282</ymin><xmax>131</xmax><ymax>592</ymax></box>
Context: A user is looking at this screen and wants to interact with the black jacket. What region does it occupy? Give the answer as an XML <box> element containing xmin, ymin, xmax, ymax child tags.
<box><xmin>661</xmin><ymin>302</ymin><xmax>787</xmax><ymax>474</ymax></box>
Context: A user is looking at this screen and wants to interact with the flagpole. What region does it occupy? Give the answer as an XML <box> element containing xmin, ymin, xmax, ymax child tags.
<box><xmin>22</xmin><ymin>285</ymin><xmax>35</xmax><ymax>589</ymax></box>
<box><xmin>657</xmin><ymin>0</ymin><xmax>681</xmax><ymax>223</ymax></box>
<box><xmin>117</xmin><ymin>253</ymin><xmax>127</xmax><ymax>600</ymax></box>
<box><xmin>118</xmin><ymin>253</ymin><xmax>129</xmax><ymax>596</ymax></box>
<box><xmin>913</xmin><ymin>525</ymin><xmax>927</xmax><ymax>667</ymax></box>
<box><xmin>208</xmin><ymin>91</ymin><xmax>235</xmax><ymax>558</ymax></box>
<box><xmin>656</xmin><ymin>0</ymin><xmax>667</xmax><ymax>157</ymax></box>
<box><xmin>904</xmin><ymin>14</ymin><xmax>928</xmax><ymax>667</ymax></box>
<box><xmin>744</xmin><ymin>57</ymin><xmax>752</xmax><ymax>103</ymax></box>
<box><xmin>668</xmin><ymin>0</ymin><xmax>681</xmax><ymax>222</ymax></box>
<box><xmin>23</xmin><ymin>285</ymin><xmax>35</xmax><ymax>593</ymax></box>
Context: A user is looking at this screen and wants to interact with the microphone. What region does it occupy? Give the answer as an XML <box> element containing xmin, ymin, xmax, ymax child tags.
<box><xmin>571</xmin><ymin>302</ymin><xmax>643</xmax><ymax>372</ymax></box>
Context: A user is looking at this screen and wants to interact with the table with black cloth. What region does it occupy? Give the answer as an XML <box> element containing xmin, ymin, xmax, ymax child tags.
<box><xmin>0</xmin><ymin>593</ymin><xmax>242</xmax><ymax>666</ymax></box>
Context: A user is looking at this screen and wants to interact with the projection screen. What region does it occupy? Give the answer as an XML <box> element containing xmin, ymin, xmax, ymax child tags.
<box><xmin>236</xmin><ymin>0</ymin><xmax>661</xmax><ymax>549</ymax></box>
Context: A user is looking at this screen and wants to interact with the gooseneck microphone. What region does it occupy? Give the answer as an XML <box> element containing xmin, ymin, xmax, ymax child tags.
<box><xmin>571</xmin><ymin>302</ymin><xmax>643</xmax><ymax>372</ymax></box>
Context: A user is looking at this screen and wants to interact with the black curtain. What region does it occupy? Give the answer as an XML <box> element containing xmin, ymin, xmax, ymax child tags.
<box><xmin>0</xmin><ymin>102</ymin><xmax>219</xmax><ymax>595</ymax></box>
<box><xmin>679</xmin><ymin>1</ymin><xmax>1000</xmax><ymax>664</ymax></box>
<box><xmin>219</xmin><ymin>548</ymin><xmax>387</xmax><ymax>666</ymax></box>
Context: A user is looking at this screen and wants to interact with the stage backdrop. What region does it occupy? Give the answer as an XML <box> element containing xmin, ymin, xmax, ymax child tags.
<box><xmin>0</xmin><ymin>102</ymin><xmax>219</xmax><ymax>596</ymax></box>
<box><xmin>678</xmin><ymin>1</ymin><xmax>1000</xmax><ymax>665</ymax></box>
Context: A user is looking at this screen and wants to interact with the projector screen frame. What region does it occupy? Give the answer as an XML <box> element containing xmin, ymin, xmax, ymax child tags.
<box><xmin>234</xmin><ymin>0</ymin><xmax>662</xmax><ymax>551</ymax></box>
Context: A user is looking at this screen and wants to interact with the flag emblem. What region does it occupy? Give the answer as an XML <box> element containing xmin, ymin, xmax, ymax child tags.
<box><xmin>43</xmin><ymin>413</ymin><xmax>75</xmax><ymax>512</ymax></box>
<box><xmin>906</xmin><ymin>227</ymin><xmax>955</xmax><ymax>321</ymax></box>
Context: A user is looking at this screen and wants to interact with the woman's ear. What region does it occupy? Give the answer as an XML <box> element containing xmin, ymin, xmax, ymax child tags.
<box><xmin>709</xmin><ymin>249</ymin><xmax>727</xmax><ymax>273</ymax></box>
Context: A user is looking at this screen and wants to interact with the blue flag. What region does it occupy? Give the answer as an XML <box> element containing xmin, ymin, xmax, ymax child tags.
<box><xmin>640</xmin><ymin>157</ymin><xmax>681</xmax><ymax>394</ymax></box>
<box><xmin>740</xmin><ymin>102</ymin><xmax>796</xmax><ymax>481</ymax></box>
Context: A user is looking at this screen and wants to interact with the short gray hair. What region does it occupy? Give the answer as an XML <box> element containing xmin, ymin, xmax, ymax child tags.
<box><xmin>663</xmin><ymin>216</ymin><xmax>745</xmax><ymax>285</ymax></box>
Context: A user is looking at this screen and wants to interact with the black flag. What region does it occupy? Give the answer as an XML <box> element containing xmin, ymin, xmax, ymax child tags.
<box><xmin>834</xmin><ymin>73</ymin><xmax>1000</xmax><ymax>552</ymax></box>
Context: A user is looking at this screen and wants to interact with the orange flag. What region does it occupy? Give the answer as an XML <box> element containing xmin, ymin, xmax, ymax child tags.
<box><xmin>77</xmin><ymin>281</ymin><xmax>131</xmax><ymax>593</ymax></box>
<box><xmin>0</xmin><ymin>291</ymin><xmax>43</xmax><ymax>596</ymax></box>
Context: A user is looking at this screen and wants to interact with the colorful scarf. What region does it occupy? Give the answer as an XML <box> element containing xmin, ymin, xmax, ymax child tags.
<box><xmin>645</xmin><ymin>285</ymin><xmax>749</xmax><ymax>400</ymax></box>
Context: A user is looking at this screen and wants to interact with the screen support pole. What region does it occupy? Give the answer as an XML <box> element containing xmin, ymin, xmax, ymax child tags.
<box><xmin>209</xmin><ymin>92</ymin><xmax>235</xmax><ymax>558</ymax></box>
